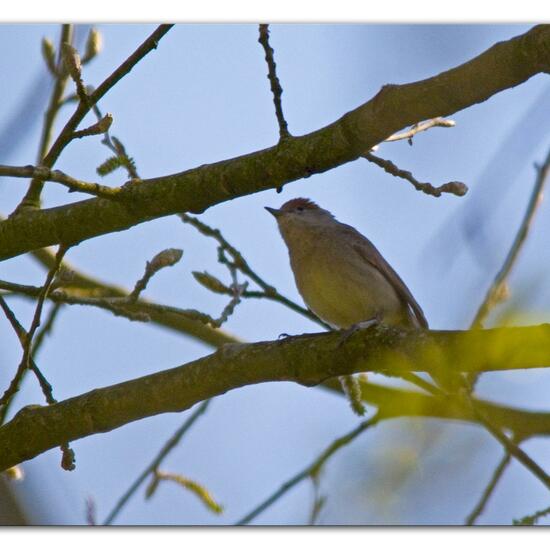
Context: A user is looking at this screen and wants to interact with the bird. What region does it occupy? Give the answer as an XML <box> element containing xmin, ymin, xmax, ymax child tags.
<box><xmin>265</xmin><ymin>197</ymin><xmax>434</xmax><ymax>414</ymax></box>
<box><xmin>265</xmin><ymin>197</ymin><xmax>428</xmax><ymax>332</ymax></box>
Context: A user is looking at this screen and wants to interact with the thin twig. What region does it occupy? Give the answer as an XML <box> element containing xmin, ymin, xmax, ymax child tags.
<box><xmin>513</xmin><ymin>503</ymin><xmax>550</xmax><ymax>525</ymax></box>
<box><xmin>14</xmin><ymin>25</ymin><xmax>73</xmax><ymax>211</ymax></box>
<box><xmin>31</xmin><ymin>302</ymin><xmax>63</xmax><ymax>357</ymax></box>
<box><xmin>0</xmin><ymin>291</ymin><xmax>74</xmax><ymax>470</ymax></box>
<box><xmin>0</xmin><ymin>296</ymin><xmax>55</xmax><ymax>415</ymax></box>
<box><xmin>308</xmin><ymin>477</ymin><xmax>326</xmax><ymax>525</ymax></box>
<box><xmin>37</xmin><ymin>25</ymin><xmax>73</xmax><ymax>163</ymax></box>
<box><xmin>0</xmin><ymin>164</ymin><xmax>120</xmax><ymax>198</ymax></box>
<box><xmin>103</xmin><ymin>399</ymin><xmax>211</xmax><ymax>525</ymax></box>
<box><xmin>236</xmin><ymin>413</ymin><xmax>381</xmax><ymax>525</ymax></box>
<box><xmin>13</xmin><ymin>24</ymin><xmax>173</xmax><ymax>211</ymax></box>
<box><xmin>467</xmin><ymin>401</ymin><xmax>550</xmax><ymax>491</ymax></box>
<box><xmin>258</xmin><ymin>24</ymin><xmax>290</xmax><ymax>141</ymax></box>
<box><xmin>383</xmin><ymin>117</ymin><xmax>455</xmax><ymax>144</ymax></box>
<box><xmin>467</xmin><ymin>147</ymin><xmax>550</xmax><ymax>391</ymax></box>
<box><xmin>471</xmin><ymin>147</ymin><xmax>550</xmax><ymax>329</ymax></box>
<box><xmin>465</xmin><ymin>451</ymin><xmax>512</xmax><ymax>525</ymax></box>
<box><xmin>91</xmin><ymin>103</ymin><xmax>140</xmax><ymax>180</ymax></box>
<box><xmin>0</xmin><ymin>302</ymin><xmax>64</xmax><ymax>424</ymax></box>
<box><xmin>363</xmin><ymin>151</ymin><xmax>468</xmax><ymax>197</ymax></box>
<box><xmin>180</xmin><ymin>214</ymin><xmax>330</xmax><ymax>329</ymax></box>
<box><xmin>0</xmin><ymin>245</ymin><xmax>67</xmax><ymax>420</ymax></box>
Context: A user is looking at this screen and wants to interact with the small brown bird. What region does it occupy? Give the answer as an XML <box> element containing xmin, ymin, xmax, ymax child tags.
<box><xmin>265</xmin><ymin>198</ymin><xmax>428</xmax><ymax>332</ymax></box>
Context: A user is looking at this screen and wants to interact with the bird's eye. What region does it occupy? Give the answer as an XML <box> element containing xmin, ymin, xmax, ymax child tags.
<box><xmin>296</xmin><ymin>207</ymin><xmax>304</xmax><ymax>212</ymax></box>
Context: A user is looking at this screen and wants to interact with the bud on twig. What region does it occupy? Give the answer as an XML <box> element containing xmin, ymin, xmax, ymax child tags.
<box><xmin>193</xmin><ymin>271</ymin><xmax>230</xmax><ymax>294</ymax></box>
<box><xmin>73</xmin><ymin>114</ymin><xmax>113</xmax><ymax>139</ymax></box>
<box><xmin>41</xmin><ymin>37</ymin><xmax>57</xmax><ymax>75</ymax></box>
<box><xmin>62</xmin><ymin>42</ymin><xmax>89</xmax><ymax>103</ymax></box>
<box><xmin>83</xmin><ymin>28</ymin><xmax>102</xmax><ymax>63</ymax></box>
<box><xmin>148</xmin><ymin>248</ymin><xmax>184</xmax><ymax>272</ymax></box>
<box><xmin>61</xmin><ymin>42</ymin><xmax>82</xmax><ymax>81</ymax></box>
<box><xmin>128</xmin><ymin>248</ymin><xmax>184</xmax><ymax>302</ymax></box>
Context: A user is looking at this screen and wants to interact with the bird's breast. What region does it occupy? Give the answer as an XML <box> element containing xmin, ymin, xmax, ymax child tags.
<box><xmin>289</xmin><ymin>242</ymin><xmax>405</xmax><ymax>329</ymax></box>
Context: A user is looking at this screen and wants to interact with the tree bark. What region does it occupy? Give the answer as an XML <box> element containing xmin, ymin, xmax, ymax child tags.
<box><xmin>2</xmin><ymin>323</ymin><xmax>550</xmax><ymax>470</ymax></box>
<box><xmin>1</xmin><ymin>25</ymin><xmax>548</xmax><ymax>260</ymax></box>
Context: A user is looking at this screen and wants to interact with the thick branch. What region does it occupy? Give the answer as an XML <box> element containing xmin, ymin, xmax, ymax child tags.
<box><xmin>2</xmin><ymin>324</ymin><xmax>550</xmax><ymax>470</ymax></box>
<box><xmin>1</xmin><ymin>25</ymin><xmax>548</xmax><ymax>260</ymax></box>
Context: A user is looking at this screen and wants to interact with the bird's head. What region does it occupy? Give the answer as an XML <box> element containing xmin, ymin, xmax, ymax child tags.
<box><xmin>265</xmin><ymin>198</ymin><xmax>335</xmax><ymax>237</ymax></box>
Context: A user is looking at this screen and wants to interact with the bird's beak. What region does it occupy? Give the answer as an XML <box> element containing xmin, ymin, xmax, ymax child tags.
<box><xmin>265</xmin><ymin>206</ymin><xmax>282</xmax><ymax>218</ymax></box>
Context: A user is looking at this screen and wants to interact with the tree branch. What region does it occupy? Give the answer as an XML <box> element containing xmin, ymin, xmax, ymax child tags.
<box><xmin>12</xmin><ymin>24</ymin><xmax>173</xmax><ymax>212</ymax></box>
<box><xmin>1</xmin><ymin>25</ymin><xmax>548</xmax><ymax>260</ymax></box>
<box><xmin>236</xmin><ymin>413</ymin><xmax>381</xmax><ymax>525</ymax></box>
<box><xmin>465</xmin><ymin>451</ymin><xmax>511</xmax><ymax>525</ymax></box>
<box><xmin>2</xmin><ymin>324</ymin><xmax>550</xmax><ymax>470</ymax></box>
<box><xmin>362</xmin><ymin>151</ymin><xmax>468</xmax><ymax>197</ymax></box>
<box><xmin>471</xmin><ymin>146</ymin><xmax>550</xmax><ymax>328</ymax></box>
<box><xmin>258</xmin><ymin>24</ymin><xmax>290</xmax><ymax>141</ymax></box>
<box><xmin>103</xmin><ymin>399</ymin><xmax>212</xmax><ymax>525</ymax></box>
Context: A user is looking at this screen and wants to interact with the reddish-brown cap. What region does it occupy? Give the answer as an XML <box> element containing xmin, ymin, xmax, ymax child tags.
<box><xmin>280</xmin><ymin>198</ymin><xmax>320</xmax><ymax>213</ymax></box>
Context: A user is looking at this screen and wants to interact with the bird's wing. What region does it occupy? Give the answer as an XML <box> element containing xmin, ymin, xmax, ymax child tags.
<box><xmin>342</xmin><ymin>224</ymin><xmax>429</xmax><ymax>329</ymax></box>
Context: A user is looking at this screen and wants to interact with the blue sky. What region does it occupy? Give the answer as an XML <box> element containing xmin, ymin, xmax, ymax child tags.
<box><xmin>1</xmin><ymin>24</ymin><xmax>550</xmax><ymax>525</ymax></box>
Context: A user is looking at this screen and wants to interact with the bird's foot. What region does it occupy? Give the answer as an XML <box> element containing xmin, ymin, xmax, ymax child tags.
<box><xmin>337</xmin><ymin>315</ymin><xmax>382</xmax><ymax>348</ymax></box>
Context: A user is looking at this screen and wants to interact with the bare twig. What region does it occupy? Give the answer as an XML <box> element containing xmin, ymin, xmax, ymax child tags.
<box><xmin>14</xmin><ymin>25</ymin><xmax>74</xmax><ymax>211</ymax></box>
<box><xmin>32</xmin><ymin>302</ymin><xmax>63</xmax><ymax>357</ymax></box>
<box><xmin>13</xmin><ymin>24</ymin><xmax>173</xmax><ymax>211</ymax></box>
<box><xmin>513</xmin><ymin>503</ymin><xmax>550</xmax><ymax>525</ymax></box>
<box><xmin>180</xmin><ymin>214</ymin><xmax>330</xmax><ymax>329</ymax></box>
<box><xmin>0</xmin><ymin>302</ymin><xmax>64</xmax><ymax>425</ymax></box>
<box><xmin>103</xmin><ymin>399</ymin><xmax>211</xmax><ymax>525</ymax></box>
<box><xmin>0</xmin><ymin>164</ymin><xmax>120</xmax><ymax>198</ymax></box>
<box><xmin>258</xmin><ymin>24</ymin><xmax>290</xmax><ymax>141</ymax></box>
<box><xmin>471</xmin><ymin>147</ymin><xmax>550</xmax><ymax>329</ymax></box>
<box><xmin>467</xmin><ymin>401</ymin><xmax>550</xmax><ymax>491</ymax></box>
<box><xmin>0</xmin><ymin>245</ymin><xmax>67</xmax><ymax>421</ymax></box>
<box><xmin>467</xmin><ymin>146</ymin><xmax>550</xmax><ymax>392</ymax></box>
<box><xmin>383</xmin><ymin>117</ymin><xmax>455</xmax><ymax>144</ymax></box>
<box><xmin>363</xmin><ymin>151</ymin><xmax>468</xmax><ymax>197</ymax></box>
<box><xmin>0</xmin><ymin>247</ymin><xmax>74</xmax><ymax>470</ymax></box>
<box><xmin>465</xmin><ymin>451</ymin><xmax>512</xmax><ymax>525</ymax></box>
<box><xmin>0</xmin><ymin>296</ymin><xmax>55</xmax><ymax>417</ymax></box>
<box><xmin>308</xmin><ymin>477</ymin><xmax>326</xmax><ymax>525</ymax></box>
<box><xmin>0</xmin><ymin>273</ymin><xmax>238</xmax><ymax>348</ymax></box>
<box><xmin>236</xmin><ymin>413</ymin><xmax>381</xmax><ymax>525</ymax></box>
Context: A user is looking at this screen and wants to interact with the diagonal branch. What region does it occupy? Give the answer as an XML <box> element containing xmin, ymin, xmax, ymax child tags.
<box><xmin>14</xmin><ymin>24</ymin><xmax>173</xmax><ymax>211</ymax></box>
<box><xmin>471</xmin><ymin>146</ymin><xmax>550</xmax><ymax>329</ymax></box>
<box><xmin>465</xmin><ymin>451</ymin><xmax>512</xmax><ymax>525</ymax></box>
<box><xmin>1</xmin><ymin>25</ymin><xmax>548</xmax><ymax>260</ymax></box>
<box><xmin>236</xmin><ymin>413</ymin><xmax>381</xmax><ymax>525</ymax></box>
<box><xmin>3</xmin><ymin>324</ymin><xmax>550</xmax><ymax>470</ymax></box>
<box><xmin>103</xmin><ymin>399</ymin><xmax>212</xmax><ymax>525</ymax></box>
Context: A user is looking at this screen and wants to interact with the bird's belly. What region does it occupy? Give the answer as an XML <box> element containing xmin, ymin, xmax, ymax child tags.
<box><xmin>293</xmin><ymin>255</ymin><xmax>404</xmax><ymax>329</ymax></box>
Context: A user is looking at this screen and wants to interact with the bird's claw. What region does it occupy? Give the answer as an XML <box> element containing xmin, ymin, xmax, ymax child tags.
<box><xmin>337</xmin><ymin>316</ymin><xmax>382</xmax><ymax>348</ymax></box>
